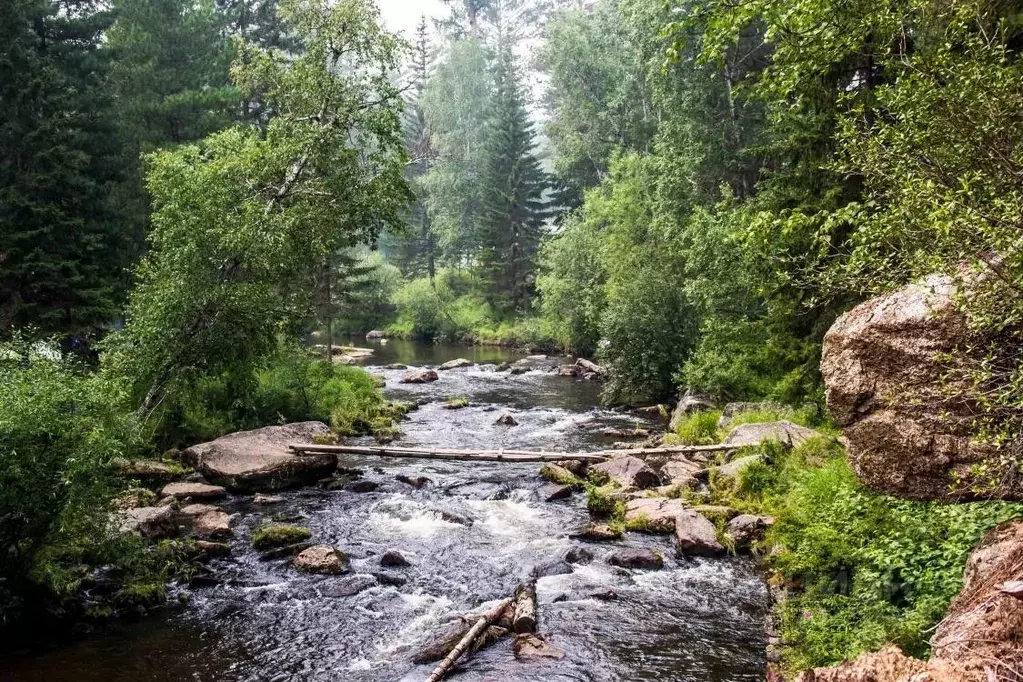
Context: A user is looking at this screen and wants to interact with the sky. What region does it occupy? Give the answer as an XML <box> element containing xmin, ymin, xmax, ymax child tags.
<box><xmin>377</xmin><ymin>0</ymin><xmax>448</xmax><ymax>38</ymax></box>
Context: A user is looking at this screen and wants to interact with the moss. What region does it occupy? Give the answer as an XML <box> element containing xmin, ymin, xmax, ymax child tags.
<box><xmin>117</xmin><ymin>581</ymin><xmax>166</xmax><ymax>606</ymax></box>
<box><xmin>586</xmin><ymin>486</ymin><xmax>624</xmax><ymax>518</ymax></box>
<box><xmin>623</xmin><ymin>512</ymin><xmax>668</xmax><ymax>533</ymax></box>
<box><xmin>585</xmin><ymin>468</ymin><xmax>611</xmax><ymax>486</ymax></box>
<box><xmin>540</xmin><ymin>464</ymin><xmax>583</xmax><ymax>487</ymax></box>
<box><xmin>251</xmin><ymin>524</ymin><xmax>312</xmax><ymax>549</ymax></box>
<box><xmin>442</xmin><ymin>397</ymin><xmax>470</xmax><ymax>409</ymax></box>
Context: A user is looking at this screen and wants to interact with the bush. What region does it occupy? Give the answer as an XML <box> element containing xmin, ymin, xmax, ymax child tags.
<box><xmin>673</xmin><ymin>409</ymin><xmax>722</xmax><ymax>445</ymax></box>
<box><xmin>0</xmin><ymin>340</ymin><xmax>135</xmax><ymax>621</ymax></box>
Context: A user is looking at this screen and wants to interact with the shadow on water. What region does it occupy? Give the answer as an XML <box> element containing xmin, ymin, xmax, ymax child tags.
<box><xmin>1</xmin><ymin>340</ymin><xmax>767</xmax><ymax>682</ymax></box>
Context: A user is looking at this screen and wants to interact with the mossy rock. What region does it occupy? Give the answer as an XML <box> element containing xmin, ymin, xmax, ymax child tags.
<box><xmin>540</xmin><ymin>463</ymin><xmax>582</xmax><ymax>488</ymax></box>
<box><xmin>251</xmin><ymin>524</ymin><xmax>312</xmax><ymax>549</ymax></box>
<box><xmin>586</xmin><ymin>486</ymin><xmax>624</xmax><ymax>517</ymax></box>
<box><xmin>586</xmin><ymin>468</ymin><xmax>612</xmax><ymax>487</ymax></box>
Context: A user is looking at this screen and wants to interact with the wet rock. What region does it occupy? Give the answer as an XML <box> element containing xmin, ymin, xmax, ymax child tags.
<box><xmin>252</xmin><ymin>523</ymin><xmax>312</xmax><ymax>549</ymax></box>
<box><xmin>513</xmin><ymin>633</ymin><xmax>566</xmax><ymax>660</ymax></box>
<box><xmin>531</xmin><ymin>560</ymin><xmax>574</xmax><ymax>578</ymax></box>
<box><xmin>321</xmin><ymin>574</ymin><xmax>378</xmax><ymax>598</ymax></box>
<box><xmin>435</xmin><ymin>509</ymin><xmax>473</xmax><ymax>526</ymax></box>
<box><xmin>112</xmin><ymin>459</ymin><xmax>182</xmax><ymax>483</ymax></box>
<box><xmin>590</xmin><ymin>589</ymin><xmax>618</xmax><ymax>601</ymax></box>
<box><xmin>539</xmin><ymin>463</ymin><xmax>580</xmax><ymax>487</ymax></box>
<box><xmin>385</xmin><ymin>363</ymin><xmax>408</xmax><ymax>370</ymax></box>
<box><xmin>380</xmin><ymin>550</ymin><xmax>411</xmax><ymax>568</ymax></box>
<box><xmin>563</xmin><ymin>547</ymin><xmax>594</xmax><ymax>565</ymax></box>
<box><xmin>674</xmin><ymin>509</ymin><xmax>724</xmax><ymax>556</ymax></box>
<box><xmin>574</xmin><ymin>523</ymin><xmax>622</xmax><ymax>542</ymax></box>
<box><xmin>710</xmin><ymin>455</ymin><xmax>768</xmax><ymax>482</ymax></box>
<box><xmin>495</xmin><ymin>412</ymin><xmax>519</xmax><ymax>426</ymax></box>
<box><xmin>343</xmin><ymin>479</ymin><xmax>379</xmax><ymax>493</ymax></box>
<box><xmin>373</xmin><ymin>571</ymin><xmax>407</xmax><ymax>587</ymax></box>
<box><xmin>259</xmin><ymin>541</ymin><xmax>314</xmax><ymax>560</ymax></box>
<box><xmin>160</xmin><ymin>481</ymin><xmax>227</xmax><ymax>501</ymax></box>
<box><xmin>668</xmin><ymin>392</ymin><xmax>718</xmax><ymax>431</ymax></box>
<box><xmin>539</xmin><ymin>483</ymin><xmax>574</xmax><ymax>502</ymax></box>
<box><xmin>293</xmin><ymin>546</ymin><xmax>349</xmax><ymax>574</ymax></box>
<box><xmin>509</xmin><ymin>366</ymin><xmax>529</xmax><ymax>375</ymax></box>
<box><xmin>182</xmin><ymin>422</ymin><xmax>338</xmax><ymax>492</ymax></box>
<box><xmin>575</xmin><ymin>358</ymin><xmax>604</xmax><ymax>376</ymax></box>
<box><xmin>365</xmin><ymin>330</ymin><xmax>386</xmax><ymax>340</ymax></box>
<box><xmin>557</xmin><ymin>365</ymin><xmax>579</xmax><ymax>377</ymax></box>
<box><xmin>441</xmin><ymin>398</ymin><xmax>469</xmax><ymax>409</ymax></box>
<box><xmin>193</xmin><ymin>540</ymin><xmax>231</xmax><ymax>560</ymax></box>
<box><xmin>396</xmin><ymin>474</ymin><xmax>431</xmax><ymax>489</ymax></box>
<box><xmin>723</xmin><ymin>420</ymin><xmax>824</xmax><ymax>448</ymax></box>
<box><xmin>624</xmin><ymin>497</ymin><xmax>687</xmax><ymax>532</ymax></box>
<box><xmin>589</xmin><ymin>455</ymin><xmax>660</xmax><ymax>490</ymax></box>
<box><xmin>400</xmin><ymin>369</ymin><xmax>439</xmax><ymax>384</ymax></box>
<box><xmin>608</xmin><ymin>548</ymin><xmax>663</xmax><ymax>570</ymax></box>
<box><xmin>494</xmin><ymin>362</ymin><xmax>511</xmax><ymax>372</ymax></box>
<box><xmin>190</xmin><ymin>509</ymin><xmax>232</xmax><ymax>538</ymax></box>
<box><xmin>727</xmin><ymin>514</ymin><xmax>775</xmax><ymax>548</ymax></box>
<box><xmin>252</xmin><ymin>493</ymin><xmax>284</xmax><ymax>505</ymax></box>
<box><xmin>438</xmin><ymin>358</ymin><xmax>473</xmax><ymax>370</ymax></box>
<box><xmin>116</xmin><ymin>506</ymin><xmax>177</xmax><ymax>539</ymax></box>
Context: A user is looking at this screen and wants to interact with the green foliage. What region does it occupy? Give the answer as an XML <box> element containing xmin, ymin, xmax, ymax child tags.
<box><xmin>716</xmin><ymin>437</ymin><xmax>1023</xmax><ymax>670</ymax></box>
<box><xmin>0</xmin><ymin>339</ymin><xmax>135</xmax><ymax>621</ymax></box>
<box><xmin>672</xmin><ymin>410</ymin><xmax>722</xmax><ymax>445</ymax></box>
<box><xmin>251</xmin><ymin>524</ymin><xmax>311</xmax><ymax>549</ymax></box>
<box><xmin>539</xmin><ymin>465</ymin><xmax>583</xmax><ymax>488</ymax></box>
<box><xmin>586</xmin><ymin>485</ymin><xmax>623</xmax><ymax>517</ymax></box>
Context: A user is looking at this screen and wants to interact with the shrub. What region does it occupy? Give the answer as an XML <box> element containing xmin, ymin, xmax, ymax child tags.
<box><xmin>0</xmin><ymin>340</ymin><xmax>135</xmax><ymax>622</ymax></box>
<box><xmin>673</xmin><ymin>409</ymin><xmax>722</xmax><ymax>445</ymax></box>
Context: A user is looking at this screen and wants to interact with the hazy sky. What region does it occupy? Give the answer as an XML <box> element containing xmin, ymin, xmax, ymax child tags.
<box><xmin>377</xmin><ymin>0</ymin><xmax>448</xmax><ymax>37</ymax></box>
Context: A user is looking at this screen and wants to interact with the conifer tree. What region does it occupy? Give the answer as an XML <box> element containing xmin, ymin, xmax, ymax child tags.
<box><xmin>476</xmin><ymin>48</ymin><xmax>548</xmax><ymax>313</ymax></box>
<box><xmin>0</xmin><ymin>0</ymin><xmax>129</xmax><ymax>339</ymax></box>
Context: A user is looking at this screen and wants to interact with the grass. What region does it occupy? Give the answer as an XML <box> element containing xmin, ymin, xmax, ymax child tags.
<box><xmin>540</xmin><ymin>464</ymin><xmax>584</xmax><ymax>488</ymax></box>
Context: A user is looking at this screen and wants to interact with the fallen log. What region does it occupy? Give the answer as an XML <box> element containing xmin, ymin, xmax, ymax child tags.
<box><xmin>288</xmin><ymin>443</ymin><xmax>740</xmax><ymax>462</ymax></box>
<box><xmin>513</xmin><ymin>582</ymin><xmax>537</xmax><ymax>634</ymax></box>
<box><xmin>425</xmin><ymin>597</ymin><xmax>514</xmax><ymax>682</ymax></box>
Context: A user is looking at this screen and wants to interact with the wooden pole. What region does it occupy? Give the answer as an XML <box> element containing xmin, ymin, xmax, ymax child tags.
<box><xmin>288</xmin><ymin>442</ymin><xmax>740</xmax><ymax>462</ymax></box>
<box><xmin>424</xmin><ymin>597</ymin><xmax>514</xmax><ymax>682</ymax></box>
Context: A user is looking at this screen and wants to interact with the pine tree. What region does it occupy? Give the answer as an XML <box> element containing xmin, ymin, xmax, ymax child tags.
<box><xmin>477</xmin><ymin>48</ymin><xmax>549</xmax><ymax>314</ymax></box>
<box><xmin>0</xmin><ymin>0</ymin><xmax>129</xmax><ymax>339</ymax></box>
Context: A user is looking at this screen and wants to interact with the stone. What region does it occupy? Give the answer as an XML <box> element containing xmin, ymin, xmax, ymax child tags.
<box><xmin>343</xmin><ymin>479</ymin><xmax>379</xmax><ymax>493</ymax></box>
<box><xmin>574</xmin><ymin>523</ymin><xmax>622</xmax><ymax>542</ymax></box>
<box><xmin>589</xmin><ymin>455</ymin><xmax>660</xmax><ymax>490</ymax></box>
<box><xmin>374</xmin><ymin>572</ymin><xmax>407</xmax><ymax>587</ymax></box>
<box><xmin>821</xmin><ymin>274</ymin><xmax>1023</xmax><ymax>501</ymax></box>
<box><xmin>252</xmin><ymin>493</ymin><xmax>284</xmax><ymax>505</ymax></box>
<box><xmin>557</xmin><ymin>365</ymin><xmax>579</xmax><ymax>377</ymax></box>
<box><xmin>674</xmin><ymin>509</ymin><xmax>724</xmax><ymax>556</ymax></box>
<box><xmin>531</xmin><ymin>560</ymin><xmax>574</xmax><ymax>578</ymax></box>
<box><xmin>365</xmin><ymin>330</ymin><xmax>386</xmax><ymax>339</ymax></box>
<box><xmin>179</xmin><ymin>503</ymin><xmax>219</xmax><ymax>516</ymax></box>
<box><xmin>494</xmin><ymin>362</ymin><xmax>511</xmax><ymax>372</ymax></box>
<box><xmin>608</xmin><ymin>548</ymin><xmax>663</xmax><ymax>570</ymax></box>
<box><xmin>555</xmin><ymin>459</ymin><xmax>587</xmax><ymax>476</ymax></box>
<box><xmin>293</xmin><ymin>545</ymin><xmax>349</xmax><ymax>574</ymax></box>
<box><xmin>380</xmin><ymin>550</ymin><xmax>411</xmax><ymax>568</ymax></box>
<box><xmin>668</xmin><ymin>392</ymin><xmax>718</xmax><ymax>431</ymax></box>
<box><xmin>190</xmin><ymin>509</ymin><xmax>232</xmax><ymax>538</ymax></box>
<box><xmin>260</xmin><ymin>541</ymin><xmax>314</xmax><ymax>560</ymax></box>
<box><xmin>112</xmin><ymin>459</ymin><xmax>182</xmax><ymax>483</ymax></box>
<box><xmin>727</xmin><ymin>514</ymin><xmax>775</xmax><ymax>547</ymax></box>
<box><xmin>437</xmin><ymin>358</ymin><xmax>473</xmax><ymax>370</ymax></box>
<box><xmin>320</xmin><ymin>574</ymin><xmax>377</xmax><ymax>598</ymax></box>
<box><xmin>509</xmin><ymin>366</ymin><xmax>529</xmax><ymax>375</ymax></box>
<box><xmin>575</xmin><ymin>358</ymin><xmax>604</xmax><ymax>375</ymax></box>
<box><xmin>160</xmin><ymin>481</ymin><xmax>227</xmax><ymax>501</ymax></box>
<box><xmin>396</xmin><ymin>474</ymin><xmax>431</xmax><ymax>489</ymax></box>
<box><xmin>722</xmin><ymin>420</ymin><xmax>824</xmax><ymax>448</ymax></box>
<box><xmin>563</xmin><ymin>547</ymin><xmax>594</xmax><ymax>565</ymax></box>
<box><xmin>182</xmin><ymin>422</ymin><xmax>338</xmax><ymax>492</ymax></box>
<box><xmin>400</xmin><ymin>369</ymin><xmax>439</xmax><ymax>384</ymax></box>
<box><xmin>116</xmin><ymin>506</ymin><xmax>177</xmax><ymax>539</ymax></box>
<box><xmin>659</xmin><ymin>458</ymin><xmax>702</xmax><ymax>487</ymax></box>
<box><xmin>539</xmin><ymin>483</ymin><xmax>574</xmax><ymax>502</ymax></box>
<box><xmin>710</xmin><ymin>454</ymin><xmax>767</xmax><ymax>482</ymax></box>
<box><xmin>114</xmin><ymin>488</ymin><xmax>157</xmax><ymax>509</ymax></box>
<box><xmin>624</xmin><ymin>497</ymin><xmax>687</xmax><ymax>533</ymax></box>
<box><xmin>513</xmin><ymin>633</ymin><xmax>566</xmax><ymax>660</ymax></box>
<box><xmin>193</xmin><ymin>540</ymin><xmax>230</xmax><ymax>559</ymax></box>
<box><xmin>385</xmin><ymin>363</ymin><xmax>408</xmax><ymax>370</ymax></box>
<box><xmin>539</xmin><ymin>464</ymin><xmax>579</xmax><ymax>486</ymax></box>
<box><xmin>495</xmin><ymin>412</ymin><xmax>519</xmax><ymax>426</ymax></box>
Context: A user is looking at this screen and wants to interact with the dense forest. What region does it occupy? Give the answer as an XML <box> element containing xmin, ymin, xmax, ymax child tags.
<box><xmin>2</xmin><ymin>0</ymin><xmax>1022</xmax><ymax>678</ymax></box>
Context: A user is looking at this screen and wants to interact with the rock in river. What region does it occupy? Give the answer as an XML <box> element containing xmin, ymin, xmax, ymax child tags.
<box><xmin>514</xmin><ymin>633</ymin><xmax>566</xmax><ymax>660</ymax></box>
<box><xmin>495</xmin><ymin>412</ymin><xmax>519</xmax><ymax>426</ymax></box>
<box><xmin>160</xmin><ymin>481</ymin><xmax>227</xmax><ymax>501</ymax></box>
<box><xmin>294</xmin><ymin>545</ymin><xmax>349</xmax><ymax>574</ymax></box>
<box><xmin>400</xmin><ymin>369</ymin><xmax>439</xmax><ymax>384</ymax></box>
<box><xmin>380</xmin><ymin>550</ymin><xmax>411</xmax><ymax>568</ymax></box>
<box><xmin>437</xmin><ymin>358</ymin><xmax>473</xmax><ymax>370</ymax></box>
<box><xmin>182</xmin><ymin>422</ymin><xmax>338</xmax><ymax>492</ymax></box>
<box><xmin>624</xmin><ymin>497</ymin><xmax>687</xmax><ymax>532</ymax></box>
<box><xmin>608</xmin><ymin>548</ymin><xmax>663</xmax><ymax>570</ymax></box>
<box><xmin>589</xmin><ymin>455</ymin><xmax>660</xmax><ymax>490</ymax></box>
<box><xmin>674</xmin><ymin>509</ymin><xmax>724</xmax><ymax>556</ymax></box>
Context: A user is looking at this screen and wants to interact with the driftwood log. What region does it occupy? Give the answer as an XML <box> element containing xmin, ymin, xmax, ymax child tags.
<box><xmin>424</xmin><ymin>597</ymin><xmax>515</xmax><ymax>682</ymax></box>
<box><xmin>513</xmin><ymin>582</ymin><xmax>537</xmax><ymax>634</ymax></box>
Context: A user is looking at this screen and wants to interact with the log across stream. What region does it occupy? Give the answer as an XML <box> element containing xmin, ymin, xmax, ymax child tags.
<box><xmin>0</xmin><ymin>340</ymin><xmax>768</xmax><ymax>682</ymax></box>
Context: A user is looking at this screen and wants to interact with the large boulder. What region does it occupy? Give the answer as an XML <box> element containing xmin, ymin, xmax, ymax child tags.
<box><xmin>668</xmin><ymin>392</ymin><xmax>717</xmax><ymax>431</ymax></box>
<box><xmin>722</xmin><ymin>420</ymin><xmax>824</xmax><ymax>448</ymax></box>
<box><xmin>727</xmin><ymin>514</ymin><xmax>775</xmax><ymax>548</ymax></box>
<box><xmin>116</xmin><ymin>506</ymin><xmax>177</xmax><ymax>539</ymax></box>
<box><xmin>608</xmin><ymin>548</ymin><xmax>663</xmax><ymax>570</ymax></box>
<box><xmin>589</xmin><ymin>455</ymin><xmax>660</xmax><ymax>490</ymax></box>
<box><xmin>821</xmin><ymin>275</ymin><xmax>1023</xmax><ymax>500</ymax></box>
<box><xmin>674</xmin><ymin>509</ymin><xmax>724</xmax><ymax>556</ymax></box>
<box><xmin>293</xmin><ymin>545</ymin><xmax>349</xmax><ymax>574</ymax></box>
<box><xmin>400</xmin><ymin>369</ymin><xmax>439</xmax><ymax>384</ymax></box>
<box><xmin>624</xmin><ymin>497</ymin><xmax>687</xmax><ymax>532</ymax></box>
<box><xmin>183</xmin><ymin>422</ymin><xmax>338</xmax><ymax>492</ymax></box>
<box><xmin>659</xmin><ymin>458</ymin><xmax>702</xmax><ymax>488</ymax></box>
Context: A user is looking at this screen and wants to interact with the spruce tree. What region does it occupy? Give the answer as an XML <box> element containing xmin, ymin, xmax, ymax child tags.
<box><xmin>476</xmin><ymin>48</ymin><xmax>548</xmax><ymax>314</ymax></box>
<box><xmin>0</xmin><ymin>0</ymin><xmax>129</xmax><ymax>339</ymax></box>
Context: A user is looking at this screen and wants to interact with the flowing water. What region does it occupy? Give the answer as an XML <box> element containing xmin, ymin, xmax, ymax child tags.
<box><xmin>1</xmin><ymin>340</ymin><xmax>767</xmax><ymax>682</ymax></box>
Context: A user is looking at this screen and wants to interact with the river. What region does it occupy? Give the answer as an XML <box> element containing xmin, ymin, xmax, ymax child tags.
<box><xmin>1</xmin><ymin>340</ymin><xmax>767</xmax><ymax>682</ymax></box>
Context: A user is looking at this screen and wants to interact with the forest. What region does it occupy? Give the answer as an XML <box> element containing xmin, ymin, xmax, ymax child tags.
<box><xmin>2</xmin><ymin>0</ymin><xmax>1022</xmax><ymax>679</ymax></box>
